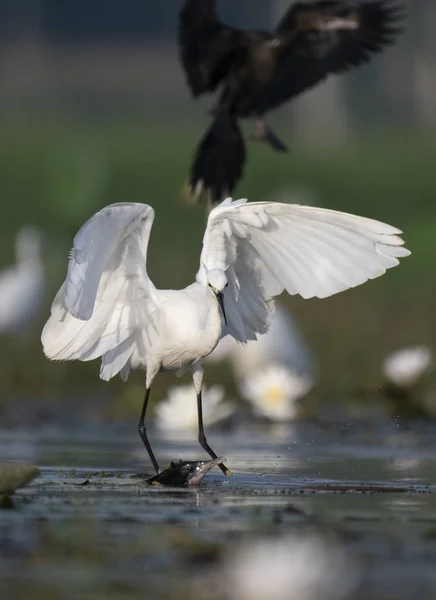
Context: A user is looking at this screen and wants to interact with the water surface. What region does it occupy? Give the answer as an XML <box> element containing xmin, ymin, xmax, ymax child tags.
<box><xmin>1</xmin><ymin>419</ymin><xmax>436</xmax><ymax>599</ymax></box>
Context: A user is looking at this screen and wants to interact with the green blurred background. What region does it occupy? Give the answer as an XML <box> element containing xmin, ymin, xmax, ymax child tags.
<box><xmin>0</xmin><ymin>1</ymin><xmax>435</xmax><ymax>418</ymax></box>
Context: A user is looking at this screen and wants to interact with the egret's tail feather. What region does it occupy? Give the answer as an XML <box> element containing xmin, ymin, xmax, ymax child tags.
<box><xmin>187</xmin><ymin>114</ymin><xmax>246</xmax><ymax>207</ymax></box>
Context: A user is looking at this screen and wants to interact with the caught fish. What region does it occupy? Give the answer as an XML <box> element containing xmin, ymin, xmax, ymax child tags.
<box><xmin>146</xmin><ymin>457</ymin><xmax>226</xmax><ymax>487</ymax></box>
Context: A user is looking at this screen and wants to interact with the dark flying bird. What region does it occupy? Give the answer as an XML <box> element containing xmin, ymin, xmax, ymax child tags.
<box><xmin>179</xmin><ymin>0</ymin><xmax>404</xmax><ymax>204</ymax></box>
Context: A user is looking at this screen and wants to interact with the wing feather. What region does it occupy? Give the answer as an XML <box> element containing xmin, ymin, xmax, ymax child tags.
<box><xmin>255</xmin><ymin>0</ymin><xmax>404</xmax><ymax>113</ymax></box>
<box><xmin>178</xmin><ymin>0</ymin><xmax>242</xmax><ymax>96</ymax></box>
<box><xmin>199</xmin><ymin>199</ymin><xmax>410</xmax><ymax>342</ymax></box>
<box><xmin>41</xmin><ymin>203</ymin><xmax>157</xmax><ymax>380</ymax></box>
<box><xmin>99</xmin><ymin>335</ymin><xmax>136</xmax><ymax>382</ymax></box>
<box><xmin>64</xmin><ymin>203</ymin><xmax>155</xmax><ymax>320</ymax></box>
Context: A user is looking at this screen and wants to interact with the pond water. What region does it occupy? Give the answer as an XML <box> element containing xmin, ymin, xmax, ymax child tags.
<box><xmin>1</xmin><ymin>418</ymin><xmax>436</xmax><ymax>600</ymax></box>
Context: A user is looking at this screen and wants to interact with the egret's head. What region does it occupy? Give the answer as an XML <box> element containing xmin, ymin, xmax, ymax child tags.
<box><xmin>206</xmin><ymin>269</ymin><xmax>228</xmax><ymax>294</ymax></box>
<box><xmin>206</xmin><ymin>269</ymin><xmax>228</xmax><ymax>325</ymax></box>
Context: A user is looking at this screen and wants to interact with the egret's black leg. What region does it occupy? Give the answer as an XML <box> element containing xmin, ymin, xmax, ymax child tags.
<box><xmin>197</xmin><ymin>389</ymin><xmax>231</xmax><ymax>476</ymax></box>
<box><xmin>138</xmin><ymin>387</ymin><xmax>159</xmax><ymax>474</ymax></box>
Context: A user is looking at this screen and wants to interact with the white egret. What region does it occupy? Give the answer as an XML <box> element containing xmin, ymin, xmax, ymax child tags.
<box><xmin>0</xmin><ymin>226</ymin><xmax>44</xmax><ymax>335</ymax></box>
<box><xmin>41</xmin><ymin>197</ymin><xmax>410</xmax><ymax>475</ymax></box>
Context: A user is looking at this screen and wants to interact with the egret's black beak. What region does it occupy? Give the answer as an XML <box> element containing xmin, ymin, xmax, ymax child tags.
<box><xmin>216</xmin><ymin>291</ymin><xmax>227</xmax><ymax>326</ymax></box>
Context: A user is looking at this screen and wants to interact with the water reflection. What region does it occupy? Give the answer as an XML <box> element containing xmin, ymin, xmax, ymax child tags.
<box><xmin>194</xmin><ymin>530</ymin><xmax>361</xmax><ymax>600</ymax></box>
<box><xmin>386</xmin><ymin>458</ymin><xmax>422</xmax><ymax>478</ymax></box>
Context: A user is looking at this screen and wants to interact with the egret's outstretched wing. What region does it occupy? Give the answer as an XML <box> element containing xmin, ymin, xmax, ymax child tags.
<box><xmin>179</xmin><ymin>0</ymin><xmax>242</xmax><ymax>96</ymax></box>
<box><xmin>198</xmin><ymin>198</ymin><xmax>410</xmax><ymax>342</ymax></box>
<box><xmin>256</xmin><ymin>0</ymin><xmax>403</xmax><ymax>113</ymax></box>
<box><xmin>42</xmin><ymin>203</ymin><xmax>157</xmax><ymax>381</ymax></box>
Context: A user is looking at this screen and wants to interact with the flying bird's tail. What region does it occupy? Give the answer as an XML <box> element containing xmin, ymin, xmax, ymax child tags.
<box><xmin>184</xmin><ymin>114</ymin><xmax>246</xmax><ymax>208</ymax></box>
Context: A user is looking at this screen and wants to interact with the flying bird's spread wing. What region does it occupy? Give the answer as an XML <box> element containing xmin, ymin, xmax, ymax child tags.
<box><xmin>42</xmin><ymin>203</ymin><xmax>158</xmax><ymax>381</ymax></box>
<box><xmin>256</xmin><ymin>0</ymin><xmax>403</xmax><ymax>112</ymax></box>
<box><xmin>198</xmin><ymin>198</ymin><xmax>410</xmax><ymax>343</ymax></box>
<box><xmin>179</xmin><ymin>0</ymin><xmax>242</xmax><ymax>96</ymax></box>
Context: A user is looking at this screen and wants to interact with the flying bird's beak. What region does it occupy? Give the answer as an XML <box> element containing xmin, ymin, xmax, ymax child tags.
<box><xmin>216</xmin><ymin>291</ymin><xmax>227</xmax><ymax>326</ymax></box>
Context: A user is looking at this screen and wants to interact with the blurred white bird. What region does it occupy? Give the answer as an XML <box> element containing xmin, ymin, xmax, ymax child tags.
<box><xmin>41</xmin><ymin>197</ymin><xmax>410</xmax><ymax>475</ymax></box>
<box><xmin>155</xmin><ymin>384</ymin><xmax>234</xmax><ymax>431</ymax></box>
<box><xmin>0</xmin><ymin>226</ymin><xmax>44</xmax><ymax>335</ymax></box>
<box><xmin>240</xmin><ymin>364</ymin><xmax>312</xmax><ymax>421</ymax></box>
<box><xmin>380</xmin><ymin>346</ymin><xmax>433</xmax><ymax>419</ymax></box>
<box><xmin>208</xmin><ymin>302</ymin><xmax>315</xmax><ymax>380</ymax></box>
<box><xmin>201</xmin><ymin>533</ymin><xmax>361</xmax><ymax>600</ymax></box>
<box><xmin>383</xmin><ymin>346</ymin><xmax>433</xmax><ymax>388</ymax></box>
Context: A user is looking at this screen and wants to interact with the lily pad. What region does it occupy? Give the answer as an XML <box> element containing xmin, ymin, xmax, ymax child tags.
<box><xmin>0</xmin><ymin>462</ymin><xmax>40</xmax><ymax>494</ymax></box>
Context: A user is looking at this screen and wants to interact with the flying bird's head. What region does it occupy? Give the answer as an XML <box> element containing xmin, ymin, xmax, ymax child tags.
<box><xmin>206</xmin><ymin>268</ymin><xmax>228</xmax><ymax>325</ymax></box>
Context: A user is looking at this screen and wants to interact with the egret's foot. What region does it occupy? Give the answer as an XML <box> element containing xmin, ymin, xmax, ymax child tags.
<box><xmin>132</xmin><ymin>464</ymin><xmax>164</xmax><ymax>480</ymax></box>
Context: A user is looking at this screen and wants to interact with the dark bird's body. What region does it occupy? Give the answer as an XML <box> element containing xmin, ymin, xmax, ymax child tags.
<box><xmin>179</xmin><ymin>0</ymin><xmax>404</xmax><ymax>204</ymax></box>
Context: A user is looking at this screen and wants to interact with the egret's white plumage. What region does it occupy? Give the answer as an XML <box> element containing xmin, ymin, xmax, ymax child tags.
<box><xmin>197</xmin><ymin>198</ymin><xmax>409</xmax><ymax>342</ymax></box>
<box><xmin>0</xmin><ymin>226</ymin><xmax>44</xmax><ymax>334</ymax></box>
<box><xmin>41</xmin><ymin>197</ymin><xmax>410</xmax><ymax>472</ymax></box>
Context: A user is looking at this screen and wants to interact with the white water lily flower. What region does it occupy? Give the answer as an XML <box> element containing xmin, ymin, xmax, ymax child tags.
<box><xmin>155</xmin><ymin>384</ymin><xmax>234</xmax><ymax>431</ymax></box>
<box><xmin>239</xmin><ymin>364</ymin><xmax>313</xmax><ymax>421</ymax></box>
<box><xmin>383</xmin><ymin>346</ymin><xmax>433</xmax><ymax>388</ymax></box>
